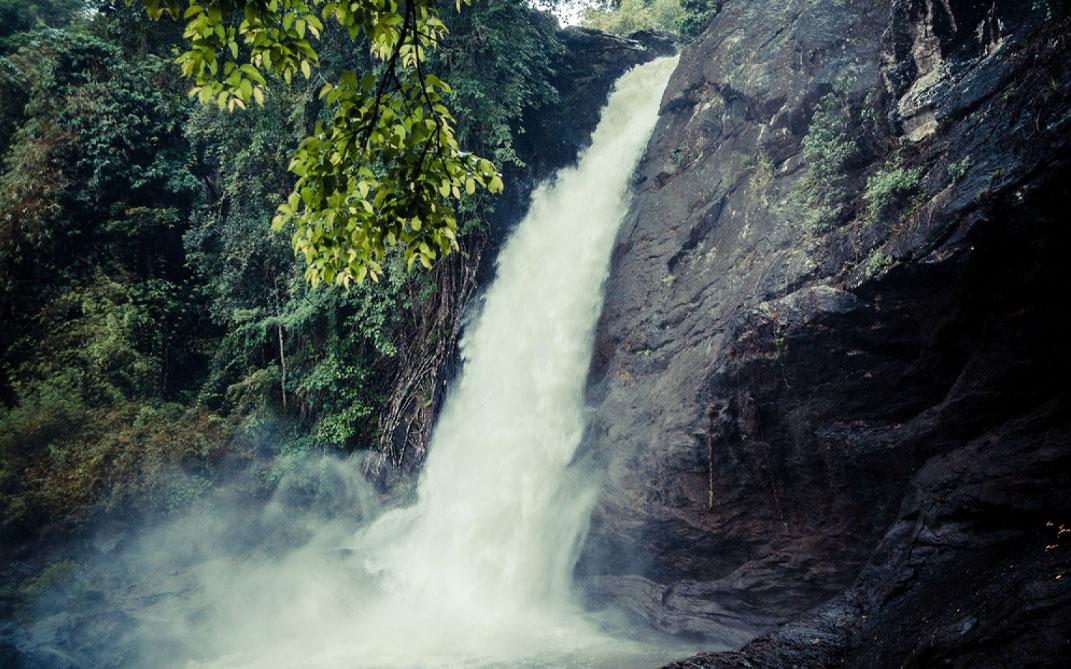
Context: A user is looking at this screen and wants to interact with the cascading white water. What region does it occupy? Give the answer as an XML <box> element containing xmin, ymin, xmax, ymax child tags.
<box><xmin>359</xmin><ymin>53</ymin><xmax>681</xmax><ymax>615</ymax></box>
<box><xmin>179</xmin><ymin>56</ymin><xmax>688</xmax><ymax>669</ymax></box>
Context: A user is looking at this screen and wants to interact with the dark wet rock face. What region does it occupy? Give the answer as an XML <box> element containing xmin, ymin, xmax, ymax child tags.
<box><xmin>577</xmin><ymin>0</ymin><xmax>1071</xmax><ymax>665</ymax></box>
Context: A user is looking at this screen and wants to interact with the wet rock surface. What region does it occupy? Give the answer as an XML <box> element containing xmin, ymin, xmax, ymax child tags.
<box><xmin>577</xmin><ymin>0</ymin><xmax>1071</xmax><ymax>665</ymax></box>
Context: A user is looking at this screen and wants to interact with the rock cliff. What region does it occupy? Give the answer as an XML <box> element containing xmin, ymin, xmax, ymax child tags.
<box><xmin>577</xmin><ymin>1</ymin><xmax>1071</xmax><ymax>665</ymax></box>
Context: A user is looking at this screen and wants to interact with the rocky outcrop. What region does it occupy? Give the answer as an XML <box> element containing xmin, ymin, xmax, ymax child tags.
<box><xmin>577</xmin><ymin>0</ymin><xmax>1071</xmax><ymax>665</ymax></box>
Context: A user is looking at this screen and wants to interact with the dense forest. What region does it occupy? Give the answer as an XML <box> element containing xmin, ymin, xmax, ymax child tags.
<box><xmin>0</xmin><ymin>0</ymin><xmax>711</xmax><ymax>543</ymax></box>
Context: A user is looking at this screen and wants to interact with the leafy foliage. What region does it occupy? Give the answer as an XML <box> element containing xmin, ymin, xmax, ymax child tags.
<box><xmin>582</xmin><ymin>0</ymin><xmax>717</xmax><ymax>37</ymax></box>
<box><xmin>0</xmin><ymin>26</ymin><xmax>212</xmax><ymax>532</ymax></box>
<box><xmin>947</xmin><ymin>154</ymin><xmax>972</xmax><ymax>183</ymax></box>
<box><xmin>182</xmin><ymin>64</ymin><xmax>406</xmax><ymax>452</ymax></box>
<box><xmin>0</xmin><ymin>30</ymin><xmax>202</xmax><ymax>375</ymax></box>
<box><xmin>0</xmin><ymin>0</ymin><xmax>84</xmax><ymax>44</ymax></box>
<box><xmin>864</xmin><ymin>159</ymin><xmax>923</xmax><ymax>222</ymax></box>
<box><xmin>437</xmin><ymin>0</ymin><xmax>560</xmax><ymax>170</ymax></box>
<box><xmin>583</xmin><ymin>0</ymin><xmax>685</xmax><ymax>35</ymax></box>
<box><xmin>803</xmin><ymin>94</ymin><xmax>861</xmax><ymax>183</ymax></box>
<box><xmin>133</xmin><ymin>0</ymin><xmax>505</xmax><ymax>286</ymax></box>
<box><xmin>790</xmin><ymin>91</ymin><xmax>873</xmax><ymax>233</ymax></box>
<box><xmin>1</xmin><ymin>400</ymin><xmax>231</xmax><ymax>531</ymax></box>
<box><xmin>678</xmin><ymin>0</ymin><xmax>718</xmax><ymax>37</ymax></box>
<box><xmin>864</xmin><ymin>248</ymin><xmax>893</xmax><ymax>278</ymax></box>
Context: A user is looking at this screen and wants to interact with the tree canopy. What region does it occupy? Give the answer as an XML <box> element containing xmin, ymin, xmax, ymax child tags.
<box><xmin>135</xmin><ymin>0</ymin><xmax>504</xmax><ymax>287</ymax></box>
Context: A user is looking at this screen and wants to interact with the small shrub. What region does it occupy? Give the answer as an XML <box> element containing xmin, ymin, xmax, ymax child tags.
<box><xmin>865</xmin><ymin>249</ymin><xmax>894</xmax><ymax>278</ymax></box>
<box><xmin>802</xmin><ymin>95</ymin><xmax>861</xmax><ymax>182</ymax></box>
<box><xmin>864</xmin><ymin>160</ymin><xmax>924</xmax><ymax>222</ymax></box>
<box><xmin>748</xmin><ymin>151</ymin><xmax>774</xmax><ymax>199</ymax></box>
<box><xmin>948</xmin><ymin>155</ymin><xmax>972</xmax><ymax>183</ymax></box>
<box><xmin>162</xmin><ymin>472</ymin><xmax>213</xmax><ymax>512</ymax></box>
<box><xmin>801</xmin><ymin>202</ymin><xmax>845</xmax><ymax>233</ymax></box>
<box><xmin>788</xmin><ymin>91</ymin><xmax>871</xmax><ymax>234</ymax></box>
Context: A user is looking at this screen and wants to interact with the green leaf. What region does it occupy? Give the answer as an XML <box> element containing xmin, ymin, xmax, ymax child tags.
<box><xmin>146</xmin><ymin>0</ymin><xmax>507</xmax><ymax>285</ymax></box>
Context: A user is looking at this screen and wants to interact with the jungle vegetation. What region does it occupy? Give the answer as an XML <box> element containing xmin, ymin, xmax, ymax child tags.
<box><xmin>0</xmin><ymin>0</ymin><xmax>563</xmax><ymax>537</ymax></box>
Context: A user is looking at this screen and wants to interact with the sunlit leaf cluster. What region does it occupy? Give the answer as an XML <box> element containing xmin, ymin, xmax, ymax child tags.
<box><xmin>134</xmin><ymin>0</ymin><xmax>504</xmax><ymax>285</ymax></box>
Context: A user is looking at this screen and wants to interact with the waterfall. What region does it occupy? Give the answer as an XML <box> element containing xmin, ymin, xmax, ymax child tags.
<box><xmin>359</xmin><ymin>53</ymin><xmax>681</xmax><ymax>613</ymax></box>
<box><xmin>186</xmin><ymin>56</ymin><xmax>686</xmax><ymax>669</ymax></box>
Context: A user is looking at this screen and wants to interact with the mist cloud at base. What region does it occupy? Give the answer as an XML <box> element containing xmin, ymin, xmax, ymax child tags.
<box><xmin>61</xmin><ymin>454</ymin><xmax>695</xmax><ymax>669</ymax></box>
